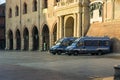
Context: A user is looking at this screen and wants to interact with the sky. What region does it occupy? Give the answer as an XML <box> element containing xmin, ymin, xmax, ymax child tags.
<box><xmin>0</xmin><ymin>0</ymin><xmax>5</xmax><ymax>4</ymax></box>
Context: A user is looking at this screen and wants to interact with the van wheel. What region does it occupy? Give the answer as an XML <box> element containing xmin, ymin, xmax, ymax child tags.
<box><xmin>67</xmin><ymin>53</ymin><xmax>72</xmax><ymax>56</ymax></box>
<box><xmin>91</xmin><ymin>53</ymin><xmax>95</xmax><ymax>55</ymax></box>
<box><xmin>52</xmin><ymin>53</ymin><xmax>56</xmax><ymax>55</ymax></box>
<box><xmin>97</xmin><ymin>51</ymin><xmax>102</xmax><ymax>55</ymax></box>
<box><xmin>74</xmin><ymin>52</ymin><xmax>78</xmax><ymax>56</ymax></box>
<box><xmin>57</xmin><ymin>51</ymin><xmax>61</xmax><ymax>55</ymax></box>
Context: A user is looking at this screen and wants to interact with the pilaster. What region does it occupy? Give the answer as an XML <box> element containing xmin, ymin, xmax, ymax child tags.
<box><xmin>74</xmin><ymin>13</ymin><xmax>77</xmax><ymax>37</ymax></box>
<box><xmin>13</xmin><ymin>35</ymin><xmax>16</xmax><ymax>50</ymax></box>
<box><xmin>77</xmin><ymin>12</ymin><xmax>82</xmax><ymax>37</ymax></box>
<box><xmin>60</xmin><ymin>16</ymin><xmax>64</xmax><ymax>38</ymax></box>
<box><xmin>57</xmin><ymin>17</ymin><xmax>60</xmax><ymax>40</ymax></box>
<box><xmin>5</xmin><ymin>34</ymin><xmax>9</xmax><ymax>50</ymax></box>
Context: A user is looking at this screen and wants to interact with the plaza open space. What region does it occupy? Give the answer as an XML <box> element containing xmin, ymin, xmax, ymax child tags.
<box><xmin>0</xmin><ymin>51</ymin><xmax>119</xmax><ymax>80</ymax></box>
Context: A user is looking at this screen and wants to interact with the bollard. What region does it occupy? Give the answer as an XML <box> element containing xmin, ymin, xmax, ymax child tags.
<box><xmin>114</xmin><ymin>65</ymin><xmax>120</xmax><ymax>80</ymax></box>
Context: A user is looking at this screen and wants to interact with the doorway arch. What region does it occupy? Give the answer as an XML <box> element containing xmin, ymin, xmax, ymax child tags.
<box><xmin>8</xmin><ymin>30</ymin><xmax>13</xmax><ymax>50</ymax></box>
<box><xmin>32</xmin><ymin>26</ymin><xmax>39</xmax><ymax>50</ymax></box>
<box><xmin>65</xmin><ymin>17</ymin><xmax>74</xmax><ymax>37</ymax></box>
<box><xmin>23</xmin><ymin>28</ymin><xmax>29</xmax><ymax>50</ymax></box>
<box><xmin>42</xmin><ymin>24</ymin><xmax>50</xmax><ymax>51</ymax></box>
<box><xmin>16</xmin><ymin>29</ymin><xmax>21</xmax><ymax>50</ymax></box>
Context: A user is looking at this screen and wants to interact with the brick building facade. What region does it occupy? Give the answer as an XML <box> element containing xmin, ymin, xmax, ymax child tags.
<box><xmin>0</xmin><ymin>3</ymin><xmax>5</xmax><ymax>49</ymax></box>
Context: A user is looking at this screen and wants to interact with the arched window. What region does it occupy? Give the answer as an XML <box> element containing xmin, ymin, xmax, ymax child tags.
<box><xmin>56</xmin><ymin>0</ymin><xmax>60</xmax><ymax>2</ymax></box>
<box><xmin>33</xmin><ymin>0</ymin><xmax>37</xmax><ymax>11</ymax></box>
<box><xmin>15</xmin><ymin>6</ymin><xmax>19</xmax><ymax>16</ymax></box>
<box><xmin>23</xmin><ymin>3</ymin><xmax>27</xmax><ymax>14</ymax></box>
<box><xmin>44</xmin><ymin>0</ymin><xmax>48</xmax><ymax>8</ymax></box>
<box><xmin>9</xmin><ymin>8</ymin><xmax>12</xmax><ymax>18</ymax></box>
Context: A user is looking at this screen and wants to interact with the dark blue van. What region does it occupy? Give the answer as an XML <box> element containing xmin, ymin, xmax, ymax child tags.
<box><xmin>49</xmin><ymin>37</ymin><xmax>77</xmax><ymax>55</ymax></box>
<box><xmin>65</xmin><ymin>36</ymin><xmax>111</xmax><ymax>55</ymax></box>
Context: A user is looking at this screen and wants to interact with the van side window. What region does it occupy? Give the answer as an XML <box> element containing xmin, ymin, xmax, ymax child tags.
<box><xmin>77</xmin><ymin>42</ymin><xmax>83</xmax><ymax>47</ymax></box>
<box><xmin>99</xmin><ymin>41</ymin><xmax>109</xmax><ymax>46</ymax></box>
<box><xmin>62</xmin><ymin>40</ymin><xmax>70</xmax><ymax>46</ymax></box>
<box><xmin>84</xmin><ymin>40</ymin><xmax>99</xmax><ymax>46</ymax></box>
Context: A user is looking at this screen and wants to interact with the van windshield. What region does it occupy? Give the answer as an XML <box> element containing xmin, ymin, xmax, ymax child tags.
<box><xmin>55</xmin><ymin>38</ymin><xmax>64</xmax><ymax>45</ymax></box>
<box><xmin>71</xmin><ymin>38</ymin><xmax>80</xmax><ymax>46</ymax></box>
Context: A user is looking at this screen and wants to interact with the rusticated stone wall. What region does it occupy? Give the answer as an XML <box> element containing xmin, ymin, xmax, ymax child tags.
<box><xmin>87</xmin><ymin>21</ymin><xmax>120</xmax><ymax>52</ymax></box>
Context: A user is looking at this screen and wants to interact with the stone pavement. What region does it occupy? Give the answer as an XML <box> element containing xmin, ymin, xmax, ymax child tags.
<box><xmin>94</xmin><ymin>53</ymin><xmax>120</xmax><ymax>80</ymax></box>
<box><xmin>103</xmin><ymin>77</ymin><xmax>113</xmax><ymax>80</ymax></box>
<box><xmin>94</xmin><ymin>77</ymin><xmax>113</xmax><ymax>80</ymax></box>
<box><xmin>104</xmin><ymin>53</ymin><xmax>120</xmax><ymax>58</ymax></box>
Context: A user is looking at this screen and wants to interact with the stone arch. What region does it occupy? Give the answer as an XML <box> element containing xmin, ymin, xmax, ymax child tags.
<box><xmin>32</xmin><ymin>26</ymin><xmax>39</xmax><ymax>50</ymax></box>
<box><xmin>52</xmin><ymin>23</ymin><xmax>57</xmax><ymax>44</ymax></box>
<box><xmin>42</xmin><ymin>24</ymin><xmax>50</xmax><ymax>51</ymax></box>
<box><xmin>16</xmin><ymin>29</ymin><xmax>21</xmax><ymax>50</ymax></box>
<box><xmin>8</xmin><ymin>29</ymin><xmax>13</xmax><ymax>50</ymax></box>
<box><xmin>65</xmin><ymin>17</ymin><xmax>74</xmax><ymax>37</ymax></box>
<box><xmin>23</xmin><ymin>27</ymin><xmax>29</xmax><ymax>50</ymax></box>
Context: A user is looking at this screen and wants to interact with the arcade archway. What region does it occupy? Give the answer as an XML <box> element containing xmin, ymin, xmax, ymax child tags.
<box><xmin>42</xmin><ymin>24</ymin><xmax>50</xmax><ymax>51</ymax></box>
<box><xmin>16</xmin><ymin>29</ymin><xmax>21</xmax><ymax>50</ymax></box>
<box><xmin>23</xmin><ymin>28</ymin><xmax>29</xmax><ymax>50</ymax></box>
<box><xmin>65</xmin><ymin>17</ymin><xmax>74</xmax><ymax>37</ymax></box>
<box><xmin>8</xmin><ymin>30</ymin><xmax>13</xmax><ymax>50</ymax></box>
<box><xmin>32</xmin><ymin>26</ymin><xmax>39</xmax><ymax>50</ymax></box>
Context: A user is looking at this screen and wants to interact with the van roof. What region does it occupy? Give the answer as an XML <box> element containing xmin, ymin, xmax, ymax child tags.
<box><xmin>81</xmin><ymin>36</ymin><xmax>110</xmax><ymax>40</ymax></box>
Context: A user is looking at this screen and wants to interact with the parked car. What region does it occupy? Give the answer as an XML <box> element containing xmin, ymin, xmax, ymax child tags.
<box><xmin>65</xmin><ymin>36</ymin><xmax>111</xmax><ymax>55</ymax></box>
<box><xmin>49</xmin><ymin>37</ymin><xmax>77</xmax><ymax>55</ymax></box>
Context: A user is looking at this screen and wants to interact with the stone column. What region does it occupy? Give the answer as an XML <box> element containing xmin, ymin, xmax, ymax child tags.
<box><xmin>57</xmin><ymin>17</ymin><xmax>60</xmax><ymax>40</ymax></box>
<box><xmin>21</xmin><ymin>37</ymin><xmax>24</xmax><ymax>50</ymax></box>
<box><xmin>29</xmin><ymin>32</ymin><xmax>33</xmax><ymax>51</ymax></box>
<box><xmin>74</xmin><ymin>13</ymin><xmax>77</xmax><ymax>37</ymax></box>
<box><xmin>13</xmin><ymin>34</ymin><xmax>16</xmax><ymax>50</ymax></box>
<box><xmin>77</xmin><ymin>12</ymin><xmax>82</xmax><ymax>37</ymax></box>
<box><xmin>49</xmin><ymin>33</ymin><xmax>52</xmax><ymax>48</ymax></box>
<box><xmin>5</xmin><ymin>34</ymin><xmax>9</xmax><ymax>50</ymax></box>
<box><xmin>20</xmin><ymin>29</ymin><xmax>24</xmax><ymax>50</ymax></box>
<box><xmin>82</xmin><ymin>0</ymin><xmax>90</xmax><ymax>36</ymax></box>
<box><xmin>114</xmin><ymin>65</ymin><xmax>120</xmax><ymax>80</ymax></box>
<box><xmin>39</xmin><ymin>33</ymin><xmax>43</xmax><ymax>51</ymax></box>
<box><xmin>59</xmin><ymin>16</ymin><xmax>64</xmax><ymax>38</ymax></box>
<box><xmin>111</xmin><ymin>0</ymin><xmax>115</xmax><ymax>20</ymax></box>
